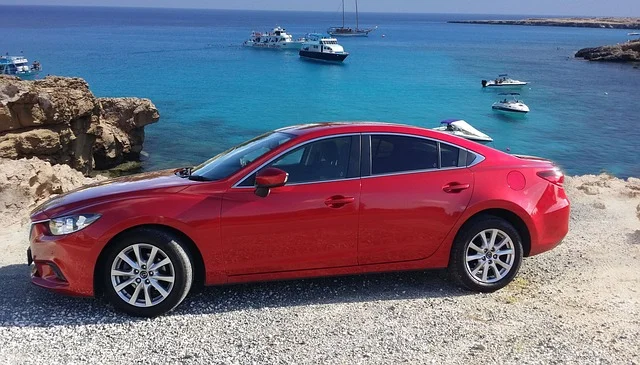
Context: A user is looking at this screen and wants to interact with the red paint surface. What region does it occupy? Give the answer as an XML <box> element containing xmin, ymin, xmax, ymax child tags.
<box><xmin>28</xmin><ymin>122</ymin><xmax>570</xmax><ymax>296</ymax></box>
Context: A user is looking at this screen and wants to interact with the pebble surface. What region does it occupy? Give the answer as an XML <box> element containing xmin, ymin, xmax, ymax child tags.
<box><xmin>1</xmin><ymin>175</ymin><xmax>639</xmax><ymax>364</ymax></box>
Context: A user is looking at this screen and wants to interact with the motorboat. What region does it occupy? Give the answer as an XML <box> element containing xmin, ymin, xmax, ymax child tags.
<box><xmin>492</xmin><ymin>93</ymin><xmax>530</xmax><ymax>114</ymax></box>
<box><xmin>433</xmin><ymin>119</ymin><xmax>493</xmax><ymax>143</ymax></box>
<box><xmin>327</xmin><ymin>0</ymin><xmax>377</xmax><ymax>37</ymax></box>
<box><xmin>243</xmin><ymin>26</ymin><xmax>305</xmax><ymax>50</ymax></box>
<box><xmin>299</xmin><ymin>34</ymin><xmax>349</xmax><ymax>63</ymax></box>
<box><xmin>628</xmin><ymin>32</ymin><xmax>640</xmax><ymax>36</ymax></box>
<box><xmin>482</xmin><ymin>74</ymin><xmax>528</xmax><ymax>88</ymax></box>
<box><xmin>0</xmin><ymin>54</ymin><xmax>41</xmax><ymax>79</ymax></box>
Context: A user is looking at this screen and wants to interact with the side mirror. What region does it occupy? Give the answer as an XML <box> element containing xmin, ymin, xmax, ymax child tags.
<box><xmin>254</xmin><ymin>167</ymin><xmax>289</xmax><ymax>197</ymax></box>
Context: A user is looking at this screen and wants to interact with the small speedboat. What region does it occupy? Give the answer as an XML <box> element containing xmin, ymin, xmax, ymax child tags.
<box><xmin>433</xmin><ymin>119</ymin><xmax>493</xmax><ymax>143</ymax></box>
<box><xmin>299</xmin><ymin>34</ymin><xmax>349</xmax><ymax>63</ymax></box>
<box><xmin>628</xmin><ymin>32</ymin><xmax>640</xmax><ymax>36</ymax></box>
<box><xmin>482</xmin><ymin>74</ymin><xmax>528</xmax><ymax>88</ymax></box>
<box><xmin>492</xmin><ymin>93</ymin><xmax>530</xmax><ymax>114</ymax></box>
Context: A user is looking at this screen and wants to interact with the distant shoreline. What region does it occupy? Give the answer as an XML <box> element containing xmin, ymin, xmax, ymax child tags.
<box><xmin>449</xmin><ymin>17</ymin><xmax>640</xmax><ymax>30</ymax></box>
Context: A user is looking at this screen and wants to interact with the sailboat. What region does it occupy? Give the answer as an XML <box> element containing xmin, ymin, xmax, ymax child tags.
<box><xmin>327</xmin><ymin>0</ymin><xmax>377</xmax><ymax>37</ymax></box>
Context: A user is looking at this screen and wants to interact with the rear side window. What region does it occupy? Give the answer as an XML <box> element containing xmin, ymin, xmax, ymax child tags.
<box><xmin>371</xmin><ymin>135</ymin><xmax>438</xmax><ymax>175</ymax></box>
<box><xmin>440</xmin><ymin>144</ymin><xmax>460</xmax><ymax>168</ymax></box>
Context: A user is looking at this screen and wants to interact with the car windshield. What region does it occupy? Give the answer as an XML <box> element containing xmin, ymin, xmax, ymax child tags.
<box><xmin>189</xmin><ymin>131</ymin><xmax>294</xmax><ymax>181</ymax></box>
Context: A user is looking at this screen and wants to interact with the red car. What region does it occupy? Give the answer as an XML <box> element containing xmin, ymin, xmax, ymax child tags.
<box><xmin>28</xmin><ymin>122</ymin><xmax>570</xmax><ymax>317</ymax></box>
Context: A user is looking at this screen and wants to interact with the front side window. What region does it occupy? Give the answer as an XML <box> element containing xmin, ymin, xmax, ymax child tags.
<box><xmin>371</xmin><ymin>135</ymin><xmax>438</xmax><ymax>175</ymax></box>
<box><xmin>240</xmin><ymin>136</ymin><xmax>353</xmax><ymax>186</ymax></box>
<box><xmin>190</xmin><ymin>131</ymin><xmax>294</xmax><ymax>181</ymax></box>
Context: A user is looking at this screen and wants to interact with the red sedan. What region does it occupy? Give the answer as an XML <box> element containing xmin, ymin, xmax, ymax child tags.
<box><xmin>28</xmin><ymin>122</ymin><xmax>570</xmax><ymax>317</ymax></box>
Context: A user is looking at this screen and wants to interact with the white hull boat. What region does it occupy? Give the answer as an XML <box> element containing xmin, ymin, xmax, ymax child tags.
<box><xmin>482</xmin><ymin>74</ymin><xmax>528</xmax><ymax>88</ymax></box>
<box><xmin>433</xmin><ymin>119</ymin><xmax>493</xmax><ymax>143</ymax></box>
<box><xmin>243</xmin><ymin>26</ymin><xmax>305</xmax><ymax>50</ymax></box>
<box><xmin>492</xmin><ymin>93</ymin><xmax>530</xmax><ymax>114</ymax></box>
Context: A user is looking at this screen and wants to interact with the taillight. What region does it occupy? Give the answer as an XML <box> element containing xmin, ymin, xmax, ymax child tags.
<box><xmin>537</xmin><ymin>169</ymin><xmax>564</xmax><ymax>187</ymax></box>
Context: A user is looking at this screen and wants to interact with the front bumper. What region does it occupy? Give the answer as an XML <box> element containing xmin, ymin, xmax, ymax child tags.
<box><xmin>28</xmin><ymin>222</ymin><xmax>97</xmax><ymax>297</ymax></box>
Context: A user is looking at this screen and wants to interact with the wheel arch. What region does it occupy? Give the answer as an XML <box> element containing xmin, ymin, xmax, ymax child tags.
<box><xmin>93</xmin><ymin>224</ymin><xmax>206</xmax><ymax>296</ymax></box>
<box><xmin>454</xmin><ymin>208</ymin><xmax>532</xmax><ymax>257</ymax></box>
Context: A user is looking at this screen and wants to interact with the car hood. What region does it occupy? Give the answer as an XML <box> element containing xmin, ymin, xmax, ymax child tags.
<box><xmin>31</xmin><ymin>169</ymin><xmax>191</xmax><ymax>219</ymax></box>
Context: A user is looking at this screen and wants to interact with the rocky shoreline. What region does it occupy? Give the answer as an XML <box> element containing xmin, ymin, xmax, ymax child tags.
<box><xmin>575</xmin><ymin>39</ymin><xmax>640</xmax><ymax>62</ymax></box>
<box><xmin>449</xmin><ymin>17</ymin><xmax>640</xmax><ymax>30</ymax></box>
<box><xmin>0</xmin><ymin>75</ymin><xmax>159</xmax><ymax>175</ymax></box>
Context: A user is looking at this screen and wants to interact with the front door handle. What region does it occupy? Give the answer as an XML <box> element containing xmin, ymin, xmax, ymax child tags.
<box><xmin>442</xmin><ymin>182</ymin><xmax>471</xmax><ymax>193</ymax></box>
<box><xmin>324</xmin><ymin>195</ymin><xmax>355</xmax><ymax>208</ymax></box>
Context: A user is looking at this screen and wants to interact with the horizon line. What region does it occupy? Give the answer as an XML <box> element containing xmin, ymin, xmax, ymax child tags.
<box><xmin>0</xmin><ymin>4</ymin><xmax>624</xmax><ymax>18</ymax></box>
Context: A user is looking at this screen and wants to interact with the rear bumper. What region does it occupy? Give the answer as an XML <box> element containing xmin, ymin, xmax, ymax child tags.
<box><xmin>28</xmin><ymin>222</ymin><xmax>97</xmax><ymax>297</ymax></box>
<box><xmin>528</xmin><ymin>186</ymin><xmax>571</xmax><ymax>256</ymax></box>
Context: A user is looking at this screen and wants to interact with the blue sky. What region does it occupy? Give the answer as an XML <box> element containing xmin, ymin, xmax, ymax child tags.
<box><xmin>0</xmin><ymin>0</ymin><xmax>639</xmax><ymax>16</ymax></box>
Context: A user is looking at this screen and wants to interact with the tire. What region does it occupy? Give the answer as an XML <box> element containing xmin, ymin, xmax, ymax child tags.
<box><xmin>101</xmin><ymin>228</ymin><xmax>193</xmax><ymax>317</ymax></box>
<box><xmin>449</xmin><ymin>216</ymin><xmax>523</xmax><ymax>292</ymax></box>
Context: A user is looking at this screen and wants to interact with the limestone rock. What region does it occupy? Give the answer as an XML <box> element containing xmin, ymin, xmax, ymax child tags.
<box><xmin>575</xmin><ymin>40</ymin><xmax>640</xmax><ymax>62</ymax></box>
<box><xmin>0</xmin><ymin>75</ymin><xmax>159</xmax><ymax>174</ymax></box>
<box><xmin>94</xmin><ymin>98</ymin><xmax>159</xmax><ymax>169</ymax></box>
<box><xmin>0</xmin><ymin>157</ymin><xmax>105</xmax><ymax>228</ymax></box>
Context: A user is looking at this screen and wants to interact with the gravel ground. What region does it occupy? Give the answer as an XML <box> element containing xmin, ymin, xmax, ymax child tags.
<box><xmin>0</xmin><ymin>175</ymin><xmax>639</xmax><ymax>364</ymax></box>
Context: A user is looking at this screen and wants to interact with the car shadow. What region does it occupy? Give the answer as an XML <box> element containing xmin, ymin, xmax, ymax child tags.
<box><xmin>0</xmin><ymin>264</ymin><xmax>470</xmax><ymax>328</ymax></box>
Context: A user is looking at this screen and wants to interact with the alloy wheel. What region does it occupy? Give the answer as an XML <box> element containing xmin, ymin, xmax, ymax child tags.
<box><xmin>110</xmin><ymin>243</ymin><xmax>176</xmax><ymax>307</ymax></box>
<box><xmin>464</xmin><ymin>229</ymin><xmax>516</xmax><ymax>284</ymax></box>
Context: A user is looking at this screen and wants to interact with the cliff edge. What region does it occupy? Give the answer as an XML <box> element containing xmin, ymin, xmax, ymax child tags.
<box><xmin>0</xmin><ymin>75</ymin><xmax>159</xmax><ymax>174</ymax></box>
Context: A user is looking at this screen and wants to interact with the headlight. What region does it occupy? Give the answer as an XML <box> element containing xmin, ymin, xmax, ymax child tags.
<box><xmin>49</xmin><ymin>214</ymin><xmax>101</xmax><ymax>236</ymax></box>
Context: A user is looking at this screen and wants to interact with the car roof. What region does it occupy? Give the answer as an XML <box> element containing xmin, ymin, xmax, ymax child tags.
<box><xmin>277</xmin><ymin>121</ymin><xmax>490</xmax><ymax>152</ymax></box>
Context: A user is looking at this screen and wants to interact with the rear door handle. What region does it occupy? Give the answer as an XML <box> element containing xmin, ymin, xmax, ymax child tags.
<box><xmin>324</xmin><ymin>196</ymin><xmax>355</xmax><ymax>208</ymax></box>
<box><xmin>443</xmin><ymin>183</ymin><xmax>471</xmax><ymax>193</ymax></box>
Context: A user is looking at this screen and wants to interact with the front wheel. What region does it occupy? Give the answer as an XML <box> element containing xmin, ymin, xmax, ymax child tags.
<box><xmin>101</xmin><ymin>228</ymin><xmax>193</xmax><ymax>317</ymax></box>
<box><xmin>449</xmin><ymin>216</ymin><xmax>523</xmax><ymax>292</ymax></box>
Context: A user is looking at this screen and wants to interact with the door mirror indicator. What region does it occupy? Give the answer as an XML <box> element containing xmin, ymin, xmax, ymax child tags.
<box><xmin>254</xmin><ymin>167</ymin><xmax>289</xmax><ymax>197</ymax></box>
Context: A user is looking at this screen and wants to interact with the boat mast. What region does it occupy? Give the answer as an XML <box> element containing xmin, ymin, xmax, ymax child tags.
<box><xmin>355</xmin><ymin>0</ymin><xmax>359</xmax><ymax>30</ymax></box>
<box><xmin>342</xmin><ymin>0</ymin><xmax>345</xmax><ymax>28</ymax></box>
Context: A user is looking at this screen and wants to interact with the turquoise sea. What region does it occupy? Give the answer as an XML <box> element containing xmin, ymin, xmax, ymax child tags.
<box><xmin>1</xmin><ymin>6</ymin><xmax>639</xmax><ymax>177</ymax></box>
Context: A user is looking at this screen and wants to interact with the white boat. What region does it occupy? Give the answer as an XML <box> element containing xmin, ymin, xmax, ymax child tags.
<box><xmin>492</xmin><ymin>93</ymin><xmax>530</xmax><ymax>114</ymax></box>
<box><xmin>0</xmin><ymin>54</ymin><xmax>41</xmax><ymax>79</ymax></box>
<box><xmin>433</xmin><ymin>119</ymin><xmax>493</xmax><ymax>143</ymax></box>
<box><xmin>628</xmin><ymin>32</ymin><xmax>640</xmax><ymax>36</ymax></box>
<box><xmin>243</xmin><ymin>26</ymin><xmax>305</xmax><ymax>50</ymax></box>
<box><xmin>327</xmin><ymin>0</ymin><xmax>377</xmax><ymax>37</ymax></box>
<box><xmin>482</xmin><ymin>74</ymin><xmax>529</xmax><ymax>88</ymax></box>
<box><xmin>299</xmin><ymin>34</ymin><xmax>349</xmax><ymax>63</ymax></box>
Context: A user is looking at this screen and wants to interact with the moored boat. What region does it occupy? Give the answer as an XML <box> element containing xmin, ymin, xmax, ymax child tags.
<box><xmin>433</xmin><ymin>119</ymin><xmax>493</xmax><ymax>143</ymax></box>
<box><xmin>482</xmin><ymin>74</ymin><xmax>528</xmax><ymax>88</ymax></box>
<box><xmin>492</xmin><ymin>93</ymin><xmax>530</xmax><ymax>114</ymax></box>
<box><xmin>0</xmin><ymin>54</ymin><xmax>41</xmax><ymax>79</ymax></box>
<box><xmin>299</xmin><ymin>34</ymin><xmax>349</xmax><ymax>63</ymax></box>
<box><xmin>243</xmin><ymin>26</ymin><xmax>305</xmax><ymax>50</ymax></box>
<box><xmin>327</xmin><ymin>0</ymin><xmax>377</xmax><ymax>37</ymax></box>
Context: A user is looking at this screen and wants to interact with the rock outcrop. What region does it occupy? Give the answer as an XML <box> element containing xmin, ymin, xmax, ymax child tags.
<box><xmin>0</xmin><ymin>75</ymin><xmax>159</xmax><ymax>174</ymax></box>
<box><xmin>575</xmin><ymin>40</ymin><xmax>640</xmax><ymax>62</ymax></box>
<box><xmin>449</xmin><ymin>17</ymin><xmax>640</xmax><ymax>30</ymax></box>
<box><xmin>94</xmin><ymin>97</ymin><xmax>159</xmax><ymax>169</ymax></box>
<box><xmin>0</xmin><ymin>157</ymin><xmax>105</xmax><ymax>228</ymax></box>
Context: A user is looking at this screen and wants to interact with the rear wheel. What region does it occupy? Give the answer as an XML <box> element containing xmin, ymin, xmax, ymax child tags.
<box><xmin>449</xmin><ymin>216</ymin><xmax>523</xmax><ymax>292</ymax></box>
<box><xmin>101</xmin><ymin>228</ymin><xmax>193</xmax><ymax>317</ymax></box>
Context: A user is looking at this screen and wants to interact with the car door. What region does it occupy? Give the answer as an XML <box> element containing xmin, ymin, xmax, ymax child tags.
<box><xmin>220</xmin><ymin>135</ymin><xmax>361</xmax><ymax>275</ymax></box>
<box><xmin>358</xmin><ymin>134</ymin><xmax>474</xmax><ymax>265</ymax></box>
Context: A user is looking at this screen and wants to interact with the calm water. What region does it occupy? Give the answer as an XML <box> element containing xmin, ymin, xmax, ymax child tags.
<box><xmin>1</xmin><ymin>6</ymin><xmax>639</xmax><ymax>177</ymax></box>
